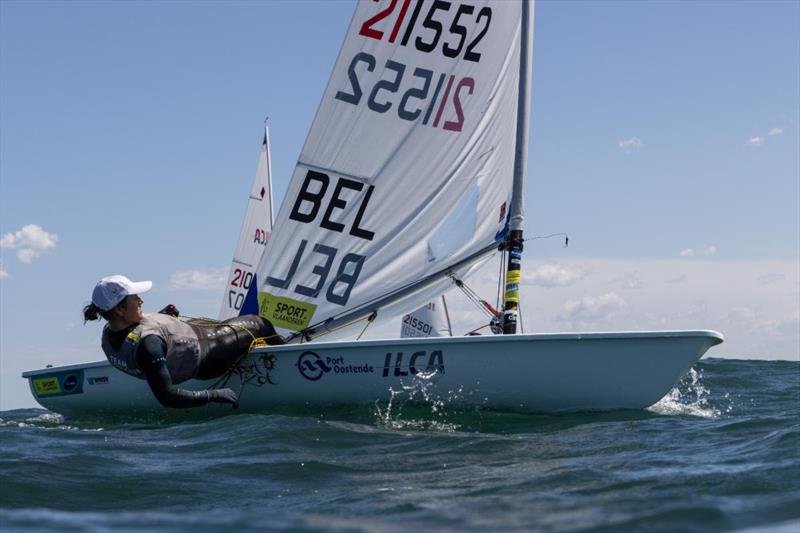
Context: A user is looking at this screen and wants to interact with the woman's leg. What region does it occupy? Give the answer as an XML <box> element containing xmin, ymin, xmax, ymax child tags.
<box><xmin>195</xmin><ymin>316</ymin><xmax>284</xmax><ymax>380</ymax></box>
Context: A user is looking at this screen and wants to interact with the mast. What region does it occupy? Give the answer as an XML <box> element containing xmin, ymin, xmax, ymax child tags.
<box><xmin>502</xmin><ymin>0</ymin><xmax>534</xmax><ymax>334</ymax></box>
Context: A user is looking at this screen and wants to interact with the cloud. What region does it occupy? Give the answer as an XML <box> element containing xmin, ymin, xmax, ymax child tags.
<box><xmin>0</xmin><ymin>262</ymin><xmax>8</xmax><ymax>279</ymax></box>
<box><xmin>619</xmin><ymin>272</ymin><xmax>643</xmax><ymax>289</ymax></box>
<box><xmin>757</xmin><ymin>273</ymin><xmax>785</xmax><ymax>285</ymax></box>
<box><xmin>0</xmin><ymin>224</ymin><xmax>58</xmax><ymax>263</ymax></box>
<box><xmin>556</xmin><ymin>292</ymin><xmax>627</xmax><ymax>322</ymax></box>
<box><xmin>774</xmin><ymin>312</ymin><xmax>799</xmax><ymax>337</ymax></box>
<box><xmin>525</xmin><ymin>263</ymin><xmax>584</xmax><ymax>288</ymax></box>
<box><xmin>16</xmin><ymin>249</ymin><xmax>37</xmax><ymax>263</ymax></box>
<box><xmin>727</xmin><ymin>306</ymin><xmax>757</xmax><ymax>323</ymax></box>
<box><xmin>607</xmin><ymin>272</ymin><xmax>643</xmax><ymax>289</ymax></box>
<box><xmin>680</xmin><ymin>246</ymin><xmax>716</xmax><ymax>258</ymax></box>
<box><xmin>618</xmin><ymin>137</ymin><xmax>643</xmax><ymax>152</ymax></box>
<box><xmin>665</xmin><ymin>274</ymin><xmax>687</xmax><ymax>284</ymax></box>
<box><xmin>167</xmin><ymin>268</ymin><xmax>228</xmax><ymax>291</ymax></box>
<box><xmin>745</xmin><ymin>128</ymin><xmax>782</xmax><ymax>146</ymax></box>
<box><xmin>745</xmin><ymin>136</ymin><xmax>765</xmax><ymax>147</ymax></box>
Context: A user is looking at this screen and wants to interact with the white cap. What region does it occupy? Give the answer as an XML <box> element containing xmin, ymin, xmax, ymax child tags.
<box><xmin>91</xmin><ymin>275</ymin><xmax>153</xmax><ymax>311</ymax></box>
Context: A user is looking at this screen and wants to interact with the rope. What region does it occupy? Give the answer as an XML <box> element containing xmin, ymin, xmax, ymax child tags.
<box><xmin>465</xmin><ymin>323</ymin><xmax>492</xmax><ymax>336</ymax></box>
<box><xmin>297</xmin><ymin>312</ymin><xmax>378</xmax><ymax>343</ymax></box>
<box><xmin>207</xmin><ymin>335</ymin><xmax>276</xmax><ymax>399</ymax></box>
<box><xmin>528</xmin><ymin>232</ymin><xmax>569</xmax><ymax>247</ymax></box>
<box><xmin>449</xmin><ymin>273</ymin><xmax>497</xmax><ymax>320</ymax></box>
<box><xmin>497</xmin><ymin>249</ymin><xmax>506</xmax><ymax>312</ymax></box>
<box><xmin>182</xmin><ymin>315</ymin><xmax>276</xmax><ymax>394</ymax></box>
<box><xmin>185</xmin><ymin>315</ymin><xmax>284</xmax><ymax>348</ymax></box>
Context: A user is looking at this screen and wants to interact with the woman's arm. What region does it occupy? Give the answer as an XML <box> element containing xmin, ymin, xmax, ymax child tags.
<box><xmin>136</xmin><ymin>335</ymin><xmax>237</xmax><ymax>408</ymax></box>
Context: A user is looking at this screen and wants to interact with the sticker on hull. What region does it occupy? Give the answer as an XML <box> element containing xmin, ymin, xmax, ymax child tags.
<box><xmin>382</xmin><ymin>350</ymin><xmax>445</xmax><ymax>377</ymax></box>
<box><xmin>31</xmin><ymin>370</ymin><xmax>85</xmax><ymax>397</ymax></box>
<box><xmin>296</xmin><ymin>351</ymin><xmax>375</xmax><ymax>381</ymax></box>
<box><xmin>258</xmin><ymin>292</ymin><xmax>316</xmax><ymax>331</ymax></box>
<box><xmin>295</xmin><ymin>350</ymin><xmax>445</xmax><ymax>381</ymax></box>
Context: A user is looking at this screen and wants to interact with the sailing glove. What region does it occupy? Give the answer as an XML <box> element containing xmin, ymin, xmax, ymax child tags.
<box><xmin>158</xmin><ymin>304</ymin><xmax>180</xmax><ymax>317</ymax></box>
<box><xmin>208</xmin><ymin>388</ymin><xmax>239</xmax><ymax>408</ymax></box>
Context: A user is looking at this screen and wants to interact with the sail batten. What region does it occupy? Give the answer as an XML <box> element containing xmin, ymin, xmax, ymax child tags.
<box><xmin>510</xmin><ymin>0</ymin><xmax>533</xmax><ymax>233</ymax></box>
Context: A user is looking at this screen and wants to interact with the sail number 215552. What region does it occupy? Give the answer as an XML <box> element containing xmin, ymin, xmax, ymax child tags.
<box><xmin>336</xmin><ymin>1</ymin><xmax>492</xmax><ymax>132</ymax></box>
<box><xmin>358</xmin><ymin>0</ymin><xmax>491</xmax><ymax>63</ymax></box>
<box><xmin>336</xmin><ymin>53</ymin><xmax>474</xmax><ymax>133</ymax></box>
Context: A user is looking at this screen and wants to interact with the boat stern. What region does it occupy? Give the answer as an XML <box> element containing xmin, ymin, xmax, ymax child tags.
<box><xmin>22</xmin><ymin>361</ymin><xmax>161</xmax><ymax>418</ymax></box>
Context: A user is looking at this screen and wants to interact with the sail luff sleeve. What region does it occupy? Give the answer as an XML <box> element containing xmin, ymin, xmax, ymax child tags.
<box><xmin>510</xmin><ymin>0</ymin><xmax>534</xmax><ymax>232</ymax></box>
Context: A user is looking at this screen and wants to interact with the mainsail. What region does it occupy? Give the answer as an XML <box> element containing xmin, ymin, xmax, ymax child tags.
<box><xmin>219</xmin><ymin>128</ymin><xmax>274</xmax><ymax>320</ymax></box>
<box><xmin>254</xmin><ymin>0</ymin><xmax>532</xmax><ymax>341</ymax></box>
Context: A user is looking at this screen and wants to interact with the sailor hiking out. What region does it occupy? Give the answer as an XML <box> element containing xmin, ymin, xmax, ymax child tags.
<box><xmin>83</xmin><ymin>275</ymin><xmax>284</xmax><ymax>408</ymax></box>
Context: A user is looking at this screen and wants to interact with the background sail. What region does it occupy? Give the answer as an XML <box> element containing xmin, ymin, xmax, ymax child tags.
<box><xmin>255</xmin><ymin>0</ymin><xmax>527</xmax><ymax>339</ymax></box>
<box><xmin>219</xmin><ymin>128</ymin><xmax>274</xmax><ymax>320</ymax></box>
<box><xmin>401</xmin><ymin>296</ymin><xmax>452</xmax><ymax>338</ymax></box>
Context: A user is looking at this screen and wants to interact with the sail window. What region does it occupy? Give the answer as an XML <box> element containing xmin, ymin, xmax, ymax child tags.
<box><xmin>427</xmin><ymin>183</ymin><xmax>478</xmax><ymax>263</ymax></box>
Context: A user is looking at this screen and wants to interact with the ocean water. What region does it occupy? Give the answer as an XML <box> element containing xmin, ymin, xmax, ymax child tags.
<box><xmin>1</xmin><ymin>358</ymin><xmax>798</xmax><ymax>532</ymax></box>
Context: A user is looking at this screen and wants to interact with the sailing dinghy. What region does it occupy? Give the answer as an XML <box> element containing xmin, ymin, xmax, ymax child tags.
<box><xmin>22</xmin><ymin>0</ymin><xmax>722</xmax><ymax>419</ymax></box>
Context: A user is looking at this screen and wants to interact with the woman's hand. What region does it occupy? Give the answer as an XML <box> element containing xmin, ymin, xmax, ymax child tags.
<box><xmin>208</xmin><ymin>388</ymin><xmax>239</xmax><ymax>408</ymax></box>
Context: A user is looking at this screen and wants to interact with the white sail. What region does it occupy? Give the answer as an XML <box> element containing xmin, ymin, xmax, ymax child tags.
<box><xmin>255</xmin><ymin>1</ymin><xmax>528</xmax><ymax>340</ymax></box>
<box><xmin>219</xmin><ymin>128</ymin><xmax>274</xmax><ymax>320</ymax></box>
<box><xmin>401</xmin><ymin>296</ymin><xmax>452</xmax><ymax>338</ymax></box>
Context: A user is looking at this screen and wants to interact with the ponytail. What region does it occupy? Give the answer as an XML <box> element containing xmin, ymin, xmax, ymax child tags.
<box><xmin>83</xmin><ymin>302</ymin><xmax>112</xmax><ymax>323</ymax></box>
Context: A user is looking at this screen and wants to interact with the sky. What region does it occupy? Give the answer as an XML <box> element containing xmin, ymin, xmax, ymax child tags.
<box><xmin>1</xmin><ymin>0</ymin><xmax>798</xmax><ymax>410</ymax></box>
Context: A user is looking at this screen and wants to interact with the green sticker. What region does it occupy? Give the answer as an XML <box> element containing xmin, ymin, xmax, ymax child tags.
<box><xmin>258</xmin><ymin>292</ymin><xmax>316</xmax><ymax>331</ymax></box>
<box><xmin>33</xmin><ymin>377</ymin><xmax>61</xmax><ymax>395</ymax></box>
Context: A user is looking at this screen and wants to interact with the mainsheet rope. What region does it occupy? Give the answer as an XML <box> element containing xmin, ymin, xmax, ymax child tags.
<box><xmin>182</xmin><ymin>315</ymin><xmax>275</xmax><ymax>395</ymax></box>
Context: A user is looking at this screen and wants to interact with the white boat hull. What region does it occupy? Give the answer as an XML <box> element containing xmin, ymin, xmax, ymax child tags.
<box><xmin>22</xmin><ymin>330</ymin><xmax>723</xmax><ymax>419</ymax></box>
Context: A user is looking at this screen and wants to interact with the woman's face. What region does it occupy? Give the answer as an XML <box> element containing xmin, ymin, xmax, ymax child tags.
<box><xmin>119</xmin><ymin>294</ymin><xmax>144</xmax><ymax>324</ymax></box>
